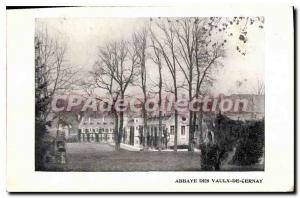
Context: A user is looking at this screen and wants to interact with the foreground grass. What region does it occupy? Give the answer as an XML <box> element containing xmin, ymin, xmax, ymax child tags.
<box><xmin>44</xmin><ymin>142</ymin><xmax>263</xmax><ymax>171</ymax></box>
<box><xmin>65</xmin><ymin>143</ymin><xmax>201</xmax><ymax>171</ymax></box>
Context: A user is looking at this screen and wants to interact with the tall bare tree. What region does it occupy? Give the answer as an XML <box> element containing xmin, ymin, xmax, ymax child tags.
<box><xmin>148</xmin><ymin>17</ymin><xmax>264</xmax><ymax>152</ymax></box>
<box><xmin>133</xmin><ymin>28</ymin><xmax>149</xmax><ymax>150</ymax></box>
<box><xmin>149</xmin><ymin>35</ymin><xmax>164</xmax><ymax>151</ymax></box>
<box><xmin>35</xmin><ymin>27</ymin><xmax>79</xmax><ymax>169</ymax></box>
<box><xmin>35</xmin><ymin>28</ymin><xmax>79</xmax><ymax>122</ymax></box>
<box><xmin>172</xmin><ymin>18</ymin><xmax>199</xmax><ymax>152</ymax></box>
<box><xmin>253</xmin><ymin>79</ymin><xmax>265</xmax><ymax>95</ymax></box>
<box><xmin>194</xmin><ymin>17</ymin><xmax>264</xmax><ymax>150</ymax></box>
<box><xmin>90</xmin><ymin>61</ymin><xmax>120</xmax><ymax>151</ymax></box>
<box><xmin>150</xmin><ymin>19</ymin><xmax>180</xmax><ymax>151</ymax></box>
<box><xmin>95</xmin><ymin>40</ymin><xmax>139</xmax><ymax>150</ymax></box>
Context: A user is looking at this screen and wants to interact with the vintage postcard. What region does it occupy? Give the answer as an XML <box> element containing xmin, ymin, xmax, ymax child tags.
<box><xmin>6</xmin><ymin>6</ymin><xmax>294</xmax><ymax>192</ymax></box>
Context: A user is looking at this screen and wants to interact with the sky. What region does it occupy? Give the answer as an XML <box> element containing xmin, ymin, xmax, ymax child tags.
<box><xmin>36</xmin><ymin>17</ymin><xmax>265</xmax><ymax>96</ymax></box>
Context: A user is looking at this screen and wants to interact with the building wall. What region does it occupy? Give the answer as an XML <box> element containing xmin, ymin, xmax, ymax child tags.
<box><xmin>77</xmin><ymin>95</ymin><xmax>264</xmax><ymax>148</ymax></box>
<box><xmin>78</xmin><ymin>115</ymin><xmax>191</xmax><ymax>148</ymax></box>
<box><xmin>78</xmin><ymin>117</ymin><xmax>115</xmax><ymax>143</ymax></box>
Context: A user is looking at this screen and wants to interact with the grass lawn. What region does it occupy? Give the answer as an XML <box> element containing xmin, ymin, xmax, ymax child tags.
<box><xmin>62</xmin><ymin>143</ymin><xmax>201</xmax><ymax>171</ymax></box>
<box><xmin>44</xmin><ymin>142</ymin><xmax>263</xmax><ymax>171</ymax></box>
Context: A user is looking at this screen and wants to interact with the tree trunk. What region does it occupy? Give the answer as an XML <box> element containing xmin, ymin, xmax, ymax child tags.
<box><xmin>198</xmin><ymin>110</ymin><xmax>203</xmax><ymax>146</ymax></box>
<box><xmin>158</xmin><ymin>78</ymin><xmax>162</xmax><ymax>151</ymax></box>
<box><xmin>119</xmin><ymin>112</ymin><xmax>123</xmax><ymax>147</ymax></box>
<box><xmin>114</xmin><ymin>112</ymin><xmax>119</xmax><ymax>151</ymax></box>
<box><xmin>143</xmin><ymin>114</ymin><xmax>148</xmax><ymax>150</ymax></box>
<box><xmin>158</xmin><ymin>109</ymin><xmax>162</xmax><ymax>151</ymax></box>
<box><xmin>192</xmin><ymin>112</ymin><xmax>197</xmax><ymax>148</ymax></box>
<box><xmin>188</xmin><ymin>111</ymin><xmax>194</xmax><ymax>151</ymax></box>
<box><xmin>188</xmin><ymin>59</ymin><xmax>194</xmax><ymax>151</ymax></box>
<box><xmin>118</xmin><ymin>93</ymin><xmax>124</xmax><ymax>150</ymax></box>
<box><xmin>174</xmin><ymin>83</ymin><xmax>178</xmax><ymax>152</ymax></box>
<box><xmin>174</xmin><ymin>110</ymin><xmax>178</xmax><ymax>152</ymax></box>
<box><xmin>143</xmin><ymin>95</ymin><xmax>148</xmax><ymax>150</ymax></box>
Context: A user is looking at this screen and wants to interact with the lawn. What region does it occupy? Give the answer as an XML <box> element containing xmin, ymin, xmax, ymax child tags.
<box><xmin>44</xmin><ymin>142</ymin><xmax>263</xmax><ymax>171</ymax></box>
<box><xmin>62</xmin><ymin>142</ymin><xmax>201</xmax><ymax>171</ymax></box>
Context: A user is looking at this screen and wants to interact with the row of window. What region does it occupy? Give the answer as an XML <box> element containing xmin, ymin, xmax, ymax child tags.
<box><xmin>80</xmin><ymin>133</ymin><xmax>114</xmax><ymax>141</ymax></box>
<box><xmin>170</xmin><ymin>126</ymin><xmax>186</xmax><ymax>136</ymax></box>
<box><xmin>83</xmin><ymin>122</ymin><xmax>114</xmax><ymax>125</ymax></box>
<box><xmin>169</xmin><ymin>125</ymin><xmax>202</xmax><ymax>136</ymax></box>
<box><xmin>82</xmin><ymin>128</ymin><xmax>114</xmax><ymax>133</ymax></box>
<box><xmin>82</xmin><ymin>124</ymin><xmax>195</xmax><ymax>136</ymax></box>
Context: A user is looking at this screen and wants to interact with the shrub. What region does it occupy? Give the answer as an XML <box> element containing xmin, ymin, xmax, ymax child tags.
<box><xmin>201</xmin><ymin>114</ymin><xmax>264</xmax><ymax>170</ymax></box>
<box><xmin>232</xmin><ymin>120</ymin><xmax>264</xmax><ymax>165</ymax></box>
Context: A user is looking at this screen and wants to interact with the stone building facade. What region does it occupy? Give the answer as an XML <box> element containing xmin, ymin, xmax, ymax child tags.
<box><xmin>78</xmin><ymin>117</ymin><xmax>115</xmax><ymax>143</ymax></box>
<box><xmin>78</xmin><ymin>114</ymin><xmax>193</xmax><ymax>149</ymax></box>
<box><xmin>77</xmin><ymin>94</ymin><xmax>264</xmax><ymax>149</ymax></box>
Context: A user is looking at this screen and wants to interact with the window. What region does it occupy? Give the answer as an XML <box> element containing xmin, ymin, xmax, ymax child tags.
<box><xmin>170</xmin><ymin>126</ymin><xmax>175</xmax><ymax>135</ymax></box>
<box><xmin>181</xmin><ymin>126</ymin><xmax>185</xmax><ymax>136</ymax></box>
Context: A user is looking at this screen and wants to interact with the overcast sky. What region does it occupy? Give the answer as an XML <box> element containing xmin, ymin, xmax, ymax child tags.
<box><xmin>36</xmin><ymin>17</ymin><xmax>264</xmax><ymax>96</ymax></box>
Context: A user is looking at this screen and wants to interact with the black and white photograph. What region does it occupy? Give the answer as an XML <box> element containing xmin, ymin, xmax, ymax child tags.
<box><xmin>35</xmin><ymin>16</ymin><xmax>265</xmax><ymax>172</ymax></box>
<box><xmin>6</xmin><ymin>5</ymin><xmax>294</xmax><ymax>192</ymax></box>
